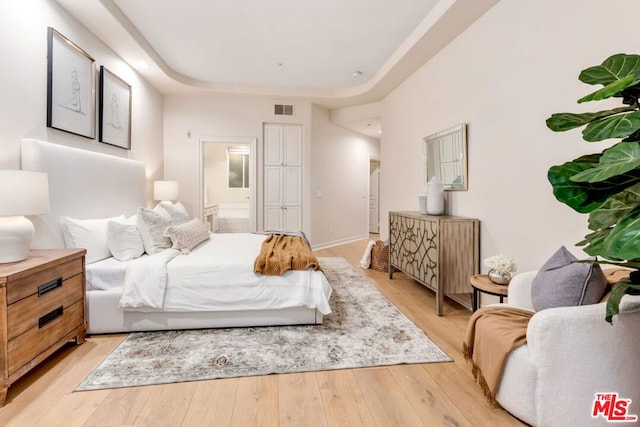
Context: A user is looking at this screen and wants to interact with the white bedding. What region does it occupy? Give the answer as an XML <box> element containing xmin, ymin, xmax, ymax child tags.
<box><xmin>88</xmin><ymin>233</ymin><xmax>333</xmax><ymax>315</ymax></box>
<box><xmin>86</xmin><ymin>256</ymin><xmax>128</xmax><ymax>291</ymax></box>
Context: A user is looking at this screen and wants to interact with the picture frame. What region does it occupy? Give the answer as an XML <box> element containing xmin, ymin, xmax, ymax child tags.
<box><xmin>99</xmin><ymin>66</ymin><xmax>132</xmax><ymax>149</ymax></box>
<box><xmin>47</xmin><ymin>27</ymin><xmax>96</xmax><ymax>139</ymax></box>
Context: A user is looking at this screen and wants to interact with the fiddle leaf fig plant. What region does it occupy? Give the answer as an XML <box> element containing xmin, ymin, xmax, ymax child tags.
<box><xmin>546</xmin><ymin>53</ymin><xmax>640</xmax><ymax>323</ymax></box>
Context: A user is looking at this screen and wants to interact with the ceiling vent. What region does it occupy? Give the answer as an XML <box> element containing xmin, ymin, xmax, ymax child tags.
<box><xmin>274</xmin><ymin>104</ymin><xmax>294</xmax><ymax>116</ymax></box>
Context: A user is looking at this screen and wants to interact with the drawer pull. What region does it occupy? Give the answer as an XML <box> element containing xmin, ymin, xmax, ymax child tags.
<box><xmin>39</xmin><ymin>306</ymin><xmax>64</xmax><ymax>328</ymax></box>
<box><xmin>38</xmin><ymin>277</ymin><xmax>63</xmax><ymax>296</ymax></box>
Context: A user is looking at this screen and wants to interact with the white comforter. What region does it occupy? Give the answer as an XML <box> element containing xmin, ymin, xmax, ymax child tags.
<box><xmin>118</xmin><ymin>233</ymin><xmax>333</xmax><ymax>314</ymax></box>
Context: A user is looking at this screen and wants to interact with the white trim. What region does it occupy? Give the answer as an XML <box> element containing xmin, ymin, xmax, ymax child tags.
<box><xmin>311</xmin><ymin>234</ymin><xmax>370</xmax><ymax>251</ymax></box>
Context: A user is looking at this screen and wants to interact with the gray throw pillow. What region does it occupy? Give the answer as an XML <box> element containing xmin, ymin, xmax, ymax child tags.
<box><xmin>531</xmin><ymin>246</ymin><xmax>607</xmax><ymax>311</ymax></box>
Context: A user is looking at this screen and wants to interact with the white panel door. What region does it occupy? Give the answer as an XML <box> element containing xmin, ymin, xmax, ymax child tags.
<box><xmin>264</xmin><ymin>124</ymin><xmax>283</xmax><ymax>166</ymax></box>
<box><xmin>283</xmin><ymin>167</ymin><xmax>302</xmax><ymax>206</ymax></box>
<box><xmin>264</xmin><ymin>166</ymin><xmax>283</xmax><ymax>205</ymax></box>
<box><xmin>263</xmin><ymin>123</ymin><xmax>303</xmax><ymax>232</ymax></box>
<box><xmin>264</xmin><ymin>206</ymin><xmax>283</xmax><ymax>230</ymax></box>
<box><xmin>283</xmin><ymin>125</ymin><xmax>302</xmax><ymax>166</ymax></box>
<box><xmin>369</xmin><ymin>163</ymin><xmax>380</xmax><ymax>233</ymax></box>
<box><xmin>283</xmin><ymin>206</ymin><xmax>302</xmax><ymax>231</ymax></box>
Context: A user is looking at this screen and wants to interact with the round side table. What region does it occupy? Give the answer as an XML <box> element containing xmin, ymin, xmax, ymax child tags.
<box><xmin>470</xmin><ymin>274</ymin><xmax>509</xmax><ymax>312</ymax></box>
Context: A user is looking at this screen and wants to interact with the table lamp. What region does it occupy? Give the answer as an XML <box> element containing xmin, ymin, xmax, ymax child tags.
<box><xmin>0</xmin><ymin>170</ymin><xmax>50</xmax><ymax>263</ymax></box>
<box><xmin>153</xmin><ymin>180</ymin><xmax>179</xmax><ymax>204</ymax></box>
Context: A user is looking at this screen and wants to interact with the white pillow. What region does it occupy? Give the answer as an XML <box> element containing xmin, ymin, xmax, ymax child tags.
<box><xmin>107</xmin><ymin>216</ymin><xmax>144</xmax><ymax>261</ymax></box>
<box><xmin>137</xmin><ymin>206</ymin><xmax>173</xmax><ymax>254</ymax></box>
<box><xmin>156</xmin><ymin>202</ymin><xmax>190</xmax><ymax>223</ymax></box>
<box><xmin>163</xmin><ymin>218</ymin><xmax>210</xmax><ymax>254</ymax></box>
<box><xmin>62</xmin><ymin>216</ymin><xmax>124</xmax><ymax>264</ymax></box>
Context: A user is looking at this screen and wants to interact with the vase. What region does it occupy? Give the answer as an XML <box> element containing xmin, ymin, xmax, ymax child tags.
<box><xmin>488</xmin><ymin>269</ymin><xmax>511</xmax><ymax>285</ymax></box>
<box><xmin>426</xmin><ymin>176</ymin><xmax>444</xmax><ymax>215</ymax></box>
<box><xmin>418</xmin><ymin>194</ymin><xmax>428</xmax><ymax>214</ymax></box>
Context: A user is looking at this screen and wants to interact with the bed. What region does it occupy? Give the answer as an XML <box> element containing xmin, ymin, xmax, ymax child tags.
<box><xmin>21</xmin><ymin>139</ymin><xmax>331</xmax><ymax>334</ymax></box>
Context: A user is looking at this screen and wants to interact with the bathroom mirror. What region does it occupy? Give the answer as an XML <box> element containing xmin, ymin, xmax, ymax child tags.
<box><xmin>423</xmin><ymin>123</ymin><xmax>468</xmax><ymax>190</ymax></box>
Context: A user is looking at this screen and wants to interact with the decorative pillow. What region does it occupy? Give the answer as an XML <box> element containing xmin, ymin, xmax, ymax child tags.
<box><xmin>62</xmin><ymin>215</ymin><xmax>124</xmax><ymax>264</ymax></box>
<box><xmin>107</xmin><ymin>216</ymin><xmax>144</xmax><ymax>261</ymax></box>
<box><xmin>163</xmin><ymin>218</ymin><xmax>210</xmax><ymax>254</ymax></box>
<box><xmin>531</xmin><ymin>246</ymin><xmax>608</xmax><ymax>311</ymax></box>
<box><xmin>136</xmin><ymin>206</ymin><xmax>173</xmax><ymax>254</ymax></box>
<box><xmin>157</xmin><ymin>202</ymin><xmax>190</xmax><ymax>223</ymax></box>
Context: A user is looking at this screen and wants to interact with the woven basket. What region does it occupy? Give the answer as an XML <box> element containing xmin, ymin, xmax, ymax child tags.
<box><xmin>371</xmin><ymin>240</ymin><xmax>389</xmax><ymax>272</ymax></box>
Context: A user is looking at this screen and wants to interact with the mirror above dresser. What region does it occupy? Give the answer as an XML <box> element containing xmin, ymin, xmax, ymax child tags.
<box><xmin>423</xmin><ymin>123</ymin><xmax>468</xmax><ymax>190</ymax></box>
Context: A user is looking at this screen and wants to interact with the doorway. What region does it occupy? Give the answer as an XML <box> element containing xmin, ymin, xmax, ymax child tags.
<box><xmin>199</xmin><ymin>137</ymin><xmax>257</xmax><ymax>233</ymax></box>
<box><xmin>369</xmin><ymin>158</ymin><xmax>380</xmax><ymax>234</ymax></box>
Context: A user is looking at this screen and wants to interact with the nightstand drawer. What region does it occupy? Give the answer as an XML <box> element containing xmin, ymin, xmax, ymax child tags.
<box><xmin>7</xmin><ymin>299</ymin><xmax>84</xmax><ymax>375</ymax></box>
<box><xmin>6</xmin><ymin>258</ymin><xmax>83</xmax><ymax>305</ymax></box>
<box><xmin>7</xmin><ymin>274</ymin><xmax>84</xmax><ymax>340</ymax></box>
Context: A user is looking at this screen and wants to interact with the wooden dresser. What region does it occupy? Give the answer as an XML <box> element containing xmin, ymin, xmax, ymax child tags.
<box><xmin>389</xmin><ymin>211</ymin><xmax>479</xmax><ymax>316</ymax></box>
<box><xmin>0</xmin><ymin>249</ymin><xmax>86</xmax><ymax>406</ymax></box>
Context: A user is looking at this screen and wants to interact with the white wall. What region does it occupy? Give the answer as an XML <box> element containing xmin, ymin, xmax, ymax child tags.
<box><xmin>380</xmin><ymin>0</ymin><xmax>640</xmax><ymax>273</ymax></box>
<box><xmin>311</xmin><ymin>105</ymin><xmax>380</xmax><ymax>248</ymax></box>
<box><xmin>0</xmin><ymin>0</ymin><xmax>164</xmax><ymax>203</ymax></box>
<box><xmin>163</xmin><ymin>96</ymin><xmax>313</xmax><ymax>236</ymax></box>
<box><xmin>163</xmin><ymin>96</ymin><xmax>379</xmax><ymax>246</ymax></box>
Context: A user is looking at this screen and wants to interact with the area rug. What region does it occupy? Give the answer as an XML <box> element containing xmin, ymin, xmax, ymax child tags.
<box><xmin>75</xmin><ymin>257</ymin><xmax>451</xmax><ymax>391</ymax></box>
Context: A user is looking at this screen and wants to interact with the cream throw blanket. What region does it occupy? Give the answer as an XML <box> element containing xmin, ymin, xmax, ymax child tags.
<box><xmin>253</xmin><ymin>234</ymin><xmax>322</xmax><ymax>276</ymax></box>
<box><xmin>463</xmin><ymin>306</ymin><xmax>534</xmax><ymax>406</ymax></box>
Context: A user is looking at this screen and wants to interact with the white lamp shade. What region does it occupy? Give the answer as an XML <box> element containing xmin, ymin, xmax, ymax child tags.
<box><xmin>154</xmin><ymin>180</ymin><xmax>179</xmax><ymax>201</ymax></box>
<box><xmin>0</xmin><ymin>170</ymin><xmax>49</xmax><ymax>263</ymax></box>
<box><xmin>0</xmin><ymin>170</ymin><xmax>50</xmax><ymax>216</ymax></box>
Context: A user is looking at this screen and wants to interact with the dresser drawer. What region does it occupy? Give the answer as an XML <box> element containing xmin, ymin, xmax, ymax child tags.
<box><xmin>7</xmin><ymin>274</ymin><xmax>84</xmax><ymax>340</ymax></box>
<box><xmin>7</xmin><ymin>299</ymin><xmax>84</xmax><ymax>375</ymax></box>
<box><xmin>6</xmin><ymin>258</ymin><xmax>83</xmax><ymax>304</ymax></box>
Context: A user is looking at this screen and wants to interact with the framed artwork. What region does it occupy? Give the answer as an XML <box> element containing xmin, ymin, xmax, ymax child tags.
<box><xmin>47</xmin><ymin>27</ymin><xmax>96</xmax><ymax>139</ymax></box>
<box><xmin>99</xmin><ymin>66</ymin><xmax>132</xmax><ymax>149</ymax></box>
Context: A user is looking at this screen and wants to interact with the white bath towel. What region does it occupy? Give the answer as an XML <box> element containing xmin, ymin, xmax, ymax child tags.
<box><xmin>359</xmin><ymin>240</ymin><xmax>376</xmax><ymax>269</ymax></box>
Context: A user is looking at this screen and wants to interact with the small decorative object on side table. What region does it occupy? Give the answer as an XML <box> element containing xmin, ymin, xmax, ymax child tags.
<box><xmin>470</xmin><ymin>274</ymin><xmax>510</xmax><ymax>312</ymax></box>
<box><xmin>484</xmin><ymin>254</ymin><xmax>517</xmax><ymax>284</ymax></box>
<box><xmin>0</xmin><ymin>248</ymin><xmax>87</xmax><ymax>406</ymax></box>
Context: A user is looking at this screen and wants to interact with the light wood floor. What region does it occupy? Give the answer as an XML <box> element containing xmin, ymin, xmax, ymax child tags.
<box><xmin>0</xmin><ymin>238</ymin><xmax>527</xmax><ymax>426</ymax></box>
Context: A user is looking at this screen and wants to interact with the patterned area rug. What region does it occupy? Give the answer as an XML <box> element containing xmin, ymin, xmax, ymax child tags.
<box><xmin>76</xmin><ymin>257</ymin><xmax>451</xmax><ymax>391</ymax></box>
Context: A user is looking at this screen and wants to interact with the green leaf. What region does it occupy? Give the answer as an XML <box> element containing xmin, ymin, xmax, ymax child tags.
<box><xmin>548</xmin><ymin>157</ymin><xmax>640</xmax><ymax>214</ymax></box>
<box><xmin>606</xmin><ymin>278</ymin><xmax>640</xmax><ymax>323</ymax></box>
<box><xmin>622</xmin><ymin>128</ymin><xmax>640</xmax><ymax>142</ymax></box>
<box><xmin>571</xmin><ymin>141</ymin><xmax>640</xmax><ymax>182</ymax></box>
<box><xmin>578</xmin><ymin>76</ymin><xmax>637</xmax><ymax>103</ymax></box>
<box><xmin>579</xmin><ymin>54</ymin><xmax>640</xmax><ymax>86</ymax></box>
<box><xmin>548</xmin><ymin>161</ymin><xmax>604</xmax><ymax>213</ymax></box>
<box><xmin>577</xmin><ymin>228</ymin><xmax>613</xmax><ymax>257</ymax></box>
<box><xmin>546</xmin><ymin>107</ymin><xmax>635</xmax><ymax>132</ymax></box>
<box><xmin>582</xmin><ymin>111</ymin><xmax>640</xmax><ymax>141</ymax></box>
<box><xmin>602</xmin><ymin>206</ymin><xmax>640</xmax><ymax>260</ymax></box>
<box><xmin>588</xmin><ymin>182</ymin><xmax>640</xmax><ymax>230</ymax></box>
<box><xmin>616</xmin><ymin>83</ymin><xmax>640</xmax><ymax>106</ymax></box>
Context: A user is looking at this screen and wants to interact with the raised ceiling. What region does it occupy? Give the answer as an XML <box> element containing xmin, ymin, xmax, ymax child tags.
<box><xmin>113</xmin><ymin>0</ymin><xmax>439</xmax><ymax>91</ymax></box>
<box><xmin>56</xmin><ymin>0</ymin><xmax>498</xmax><ymax>109</ymax></box>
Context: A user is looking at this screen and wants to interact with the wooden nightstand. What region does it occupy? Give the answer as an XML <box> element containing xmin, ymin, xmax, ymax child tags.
<box><xmin>470</xmin><ymin>274</ymin><xmax>509</xmax><ymax>312</ymax></box>
<box><xmin>0</xmin><ymin>249</ymin><xmax>87</xmax><ymax>406</ymax></box>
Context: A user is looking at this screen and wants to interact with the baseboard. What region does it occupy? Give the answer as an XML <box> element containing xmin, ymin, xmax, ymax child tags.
<box><xmin>312</xmin><ymin>234</ymin><xmax>370</xmax><ymax>251</ymax></box>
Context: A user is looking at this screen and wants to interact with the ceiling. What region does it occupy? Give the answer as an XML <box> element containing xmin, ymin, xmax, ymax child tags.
<box><xmin>55</xmin><ymin>0</ymin><xmax>498</xmax><ymax>136</ymax></box>
<box><xmin>113</xmin><ymin>0</ymin><xmax>439</xmax><ymax>92</ymax></box>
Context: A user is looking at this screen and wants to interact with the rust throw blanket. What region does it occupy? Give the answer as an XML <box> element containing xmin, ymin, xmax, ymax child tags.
<box><xmin>463</xmin><ymin>306</ymin><xmax>534</xmax><ymax>406</ymax></box>
<box><xmin>253</xmin><ymin>234</ymin><xmax>322</xmax><ymax>276</ymax></box>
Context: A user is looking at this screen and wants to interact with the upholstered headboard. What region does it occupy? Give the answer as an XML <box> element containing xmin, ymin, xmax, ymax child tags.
<box><xmin>21</xmin><ymin>139</ymin><xmax>147</xmax><ymax>249</ymax></box>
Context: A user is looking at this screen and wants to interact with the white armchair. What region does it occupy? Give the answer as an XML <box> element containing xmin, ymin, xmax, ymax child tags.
<box><xmin>495</xmin><ymin>271</ymin><xmax>640</xmax><ymax>427</ymax></box>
